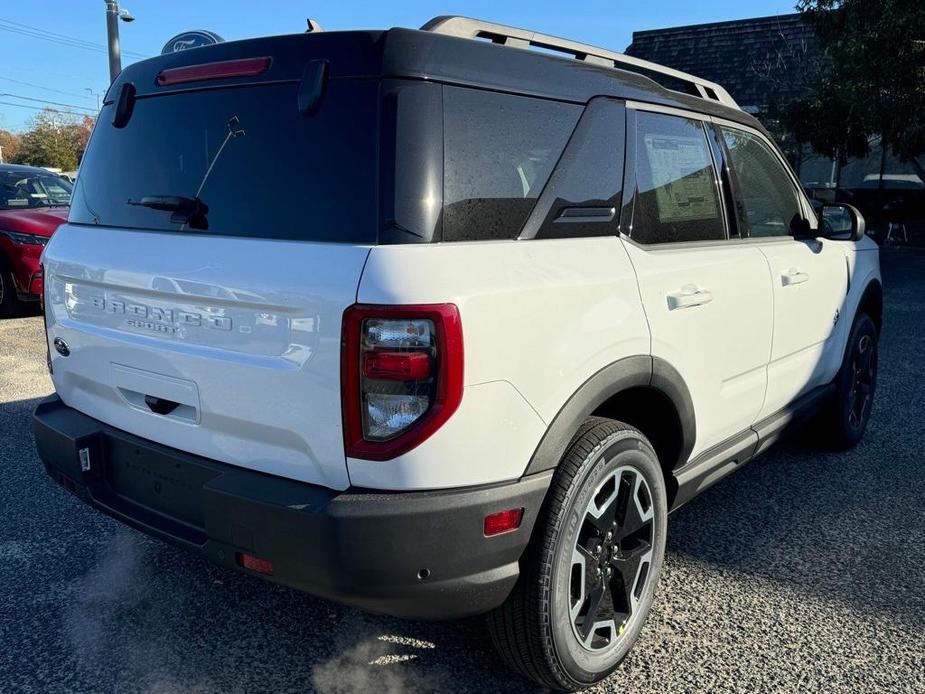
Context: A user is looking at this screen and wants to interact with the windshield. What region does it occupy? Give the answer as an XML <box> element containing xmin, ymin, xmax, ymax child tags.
<box><xmin>0</xmin><ymin>171</ymin><xmax>73</xmax><ymax>210</ymax></box>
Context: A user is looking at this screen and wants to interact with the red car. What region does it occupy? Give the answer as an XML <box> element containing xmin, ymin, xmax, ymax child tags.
<box><xmin>0</xmin><ymin>164</ymin><xmax>72</xmax><ymax>316</ymax></box>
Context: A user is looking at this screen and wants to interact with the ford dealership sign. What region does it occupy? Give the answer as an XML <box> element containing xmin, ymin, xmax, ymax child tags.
<box><xmin>161</xmin><ymin>30</ymin><xmax>224</xmax><ymax>54</ymax></box>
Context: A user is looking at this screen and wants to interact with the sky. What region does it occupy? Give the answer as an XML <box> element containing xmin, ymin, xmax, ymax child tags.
<box><xmin>0</xmin><ymin>0</ymin><xmax>799</xmax><ymax>133</ymax></box>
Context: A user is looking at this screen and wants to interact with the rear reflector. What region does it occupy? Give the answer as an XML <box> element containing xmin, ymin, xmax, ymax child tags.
<box><xmin>156</xmin><ymin>57</ymin><xmax>271</xmax><ymax>86</ymax></box>
<box><xmin>235</xmin><ymin>551</ymin><xmax>274</xmax><ymax>575</ymax></box>
<box><xmin>484</xmin><ymin>508</ymin><xmax>524</xmax><ymax>536</ymax></box>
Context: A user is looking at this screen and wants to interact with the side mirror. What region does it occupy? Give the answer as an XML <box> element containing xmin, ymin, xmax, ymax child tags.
<box><xmin>820</xmin><ymin>203</ymin><xmax>866</xmax><ymax>241</ymax></box>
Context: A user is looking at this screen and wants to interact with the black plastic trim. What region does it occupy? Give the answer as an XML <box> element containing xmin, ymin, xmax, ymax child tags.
<box><xmin>671</xmin><ymin>382</ymin><xmax>835</xmax><ymax>511</ymax></box>
<box><xmin>33</xmin><ymin>395</ymin><xmax>553</xmax><ymax>620</ymax></box>
<box><xmin>523</xmin><ymin>355</ymin><xmax>696</xmax><ymax>476</ymax></box>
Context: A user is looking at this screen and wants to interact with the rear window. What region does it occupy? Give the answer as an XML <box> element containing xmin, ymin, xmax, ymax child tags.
<box><xmin>442</xmin><ymin>87</ymin><xmax>581</xmax><ymax>241</ymax></box>
<box><xmin>70</xmin><ymin>81</ymin><xmax>378</xmax><ymax>242</ymax></box>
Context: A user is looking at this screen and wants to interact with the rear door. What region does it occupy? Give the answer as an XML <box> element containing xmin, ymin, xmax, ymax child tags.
<box><xmin>715</xmin><ymin>123</ymin><xmax>847</xmax><ymax>418</ymax></box>
<box><xmin>44</xmin><ymin>44</ymin><xmax>382</xmax><ymax>490</ymax></box>
<box><xmin>621</xmin><ymin>107</ymin><xmax>773</xmax><ymax>459</ymax></box>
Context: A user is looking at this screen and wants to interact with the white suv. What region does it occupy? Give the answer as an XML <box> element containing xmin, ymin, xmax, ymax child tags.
<box><xmin>34</xmin><ymin>16</ymin><xmax>882</xmax><ymax>690</ymax></box>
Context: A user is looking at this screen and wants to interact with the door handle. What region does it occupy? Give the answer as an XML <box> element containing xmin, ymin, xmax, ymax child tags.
<box><xmin>667</xmin><ymin>285</ymin><xmax>713</xmax><ymax>310</ymax></box>
<box><xmin>781</xmin><ymin>268</ymin><xmax>810</xmax><ymax>286</ymax></box>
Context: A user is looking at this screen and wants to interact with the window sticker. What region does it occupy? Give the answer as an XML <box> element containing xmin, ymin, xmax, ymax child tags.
<box><xmin>644</xmin><ymin>134</ymin><xmax>718</xmax><ymax>223</ymax></box>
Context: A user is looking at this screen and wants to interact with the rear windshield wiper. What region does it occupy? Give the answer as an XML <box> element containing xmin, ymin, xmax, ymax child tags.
<box><xmin>124</xmin><ymin>115</ymin><xmax>244</xmax><ymax>232</ymax></box>
<box><xmin>127</xmin><ymin>195</ymin><xmax>209</xmax><ymax>229</ymax></box>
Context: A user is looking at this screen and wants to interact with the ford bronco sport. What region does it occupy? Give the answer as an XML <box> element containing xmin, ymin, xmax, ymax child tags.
<box><xmin>33</xmin><ymin>16</ymin><xmax>882</xmax><ymax>690</ymax></box>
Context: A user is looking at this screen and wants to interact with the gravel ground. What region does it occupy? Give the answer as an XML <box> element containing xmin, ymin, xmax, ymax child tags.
<box><xmin>0</xmin><ymin>249</ymin><xmax>923</xmax><ymax>693</ymax></box>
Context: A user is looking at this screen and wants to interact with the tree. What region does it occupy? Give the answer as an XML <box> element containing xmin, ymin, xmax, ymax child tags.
<box><xmin>785</xmin><ymin>0</ymin><xmax>925</xmax><ymax>161</ymax></box>
<box><xmin>62</xmin><ymin>115</ymin><xmax>95</xmax><ymax>164</ymax></box>
<box><xmin>12</xmin><ymin>109</ymin><xmax>95</xmax><ymax>170</ymax></box>
<box><xmin>0</xmin><ymin>129</ymin><xmax>21</xmax><ymax>163</ymax></box>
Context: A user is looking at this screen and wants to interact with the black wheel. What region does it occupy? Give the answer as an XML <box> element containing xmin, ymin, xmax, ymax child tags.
<box><xmin>488</xmin><ymin>418</ymin><xmax>667</xmax><ymax>691</ymax></box>
<box><xmin>0</xmin><ymin>257</ymin><xmax>19</xmax><ymax>318</ymax></box>
<box><xmin>820</xmin><ymin>312</ymin><xmax>878</xmax><ymax>449</ymax></box>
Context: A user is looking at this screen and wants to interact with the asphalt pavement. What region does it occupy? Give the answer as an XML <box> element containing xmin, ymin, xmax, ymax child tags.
<box><xmin>0</xmin><ymin>248</ymin><xmax>922</xmax><ymax>693</ymax></box>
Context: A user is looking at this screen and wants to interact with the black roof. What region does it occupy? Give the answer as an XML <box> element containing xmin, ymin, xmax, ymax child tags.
<box><xmin>626</xmin><ymin>13</ymin><xmax>825</xmax><ymax>113</ymax></box>
<box><xmin>109</xmin><ymin>27</ymin><xmax>765</xmax><ymax>132</ymax></box>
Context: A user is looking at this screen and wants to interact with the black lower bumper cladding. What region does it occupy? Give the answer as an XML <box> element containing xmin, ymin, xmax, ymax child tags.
<box><xmin>32</xmin><ymin>395</ymin><xmax>552</xmax><ymax>620</ymax></box>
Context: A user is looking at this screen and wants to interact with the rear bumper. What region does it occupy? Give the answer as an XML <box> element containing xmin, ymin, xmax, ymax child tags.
<box><xmin>33</xmin><ymin>395</ymin><xmax>551</xmax><ymax>620</ymax></box>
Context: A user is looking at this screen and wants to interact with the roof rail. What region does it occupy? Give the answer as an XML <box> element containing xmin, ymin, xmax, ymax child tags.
<box><xmin>420</xmin><ymin>15</ymin><xmax>740</xmax><ymax>110</ymax></box>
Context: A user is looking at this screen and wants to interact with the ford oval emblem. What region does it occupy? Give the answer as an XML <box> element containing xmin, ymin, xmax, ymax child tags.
<box><xmin>53</xmin><ymin>337</ymin><xmax>70</xmax><ymax>357</ymax></box>
<box><xmin>161</xmin><ymin>30</ymin><xmax>224</xmax><ymax>55</ymax></box>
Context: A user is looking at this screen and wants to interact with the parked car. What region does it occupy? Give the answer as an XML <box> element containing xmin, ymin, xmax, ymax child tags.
<box><xmin>0</xmin><ymin>163</ymin><xmax>71</xmax><ymax>315</ymax></box>
<box><xmin>33</xmin><ymin>16</ymin><xmax>881</xmax><ymax>690</ymax></box>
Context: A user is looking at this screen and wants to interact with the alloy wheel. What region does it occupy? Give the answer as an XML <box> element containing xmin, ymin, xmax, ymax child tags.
<box><xmin>569</xmin><ymin>465</ymin><xmax>654</xmax><ymax>651</ymax></box>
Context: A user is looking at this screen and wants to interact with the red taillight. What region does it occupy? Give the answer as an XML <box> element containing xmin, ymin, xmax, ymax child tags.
<box><xmin>342</xmin><ymin>304</ymin><xmax>464</xmax><ymax>461</ymax></box>
<box><xmin>235</xmin><ymin>552</ymin><xmax>274</xmax><ymax>576</ymax></box>
<box><xmin>484</xmin><ymin>508</ymin><xmax>524</xmax><ymax>536</ymax></box>
<box><xmin>363</xmin><ymin>351</ymin><xmax>433</xmax><ymax>381</ymax></box>
<box><xmin>156</xmin><ymin>57</ymin><xmax>271</xmax><ymax>86</ymax></box>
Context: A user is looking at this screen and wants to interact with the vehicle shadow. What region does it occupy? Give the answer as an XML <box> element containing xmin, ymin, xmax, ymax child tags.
<box><xmin>665</xmin><ymin>245</ymin><xmax>925</xmax><ymax>630</ymax></box>
<box><xmin>0</xmin><ymin>302</ymin><xmax>42</xmax><ymax>320</ymax></box>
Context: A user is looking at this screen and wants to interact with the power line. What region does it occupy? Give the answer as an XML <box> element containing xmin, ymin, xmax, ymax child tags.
<box><xmin>0</xmin><ymin>17</ymin><xmax>148</xmax><ymax>58</ymax></box>
<box><xmin>0</xmin><ymin>93</ymin><xmax>97</xmax><ymax>114</ymax></box>
<box><xmin>0</xmin><ymin>100</ymin><xmax>89</xmax><ymax>115</ymax></box>
<box><xmin>0</xmin><ymin>18</ymin><xmax>148</xmax><ymax>59</ymax></box>
<box><xmin>0</xmin><ymin>76</ymin><xmax>99</xmax><ymax>101</ymax></box>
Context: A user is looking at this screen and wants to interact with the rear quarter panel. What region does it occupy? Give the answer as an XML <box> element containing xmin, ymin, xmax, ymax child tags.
<box><xmin>352</xmin><ymin>237</ymin><xmax>650</xmax><ymax>489</ymax></box>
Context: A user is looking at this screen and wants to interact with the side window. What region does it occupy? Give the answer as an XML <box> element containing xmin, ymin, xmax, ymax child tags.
<box><xmin>442</xmin><ymin>87</ymin><xmax>581</xmax><ymax>242</ymax></box>
<box><xmin>720</xmin><ymin>127</ymin><xmax>803</xmax><ymax>238</ymax></box>
<box><xmin>631</xmin><ymin>112</ymin><xmax>725</xmax><ymax>245</ymax></box>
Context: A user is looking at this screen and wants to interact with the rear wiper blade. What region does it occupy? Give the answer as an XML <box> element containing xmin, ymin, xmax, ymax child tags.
<box><xmin>127</xmin><ymin>195</ymin><xmax>209</xmax><ymax>229</ymax></box>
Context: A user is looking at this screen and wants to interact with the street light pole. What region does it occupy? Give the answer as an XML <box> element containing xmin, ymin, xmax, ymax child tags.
<box><xmin>104</xmin><ymin>0</ymin><xmax>122</xmax><ymax>82</ymax></box>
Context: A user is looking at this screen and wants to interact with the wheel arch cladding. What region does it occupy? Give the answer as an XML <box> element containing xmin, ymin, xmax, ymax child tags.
<box><xmin>858</xmin><ymin>280</ymin><xmax>883</xmax><ymax>334</ymax></box>
<box><xmin>523</xmin><ymin>356</ymin><xmax>696</xmax><ymax>496</ymax></box>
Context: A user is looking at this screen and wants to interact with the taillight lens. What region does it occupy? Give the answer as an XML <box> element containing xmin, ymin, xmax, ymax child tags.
<box><xmin>342</xmin><ymin>304</ymin><xmax>463</xmax><ymax>460</ymax></box>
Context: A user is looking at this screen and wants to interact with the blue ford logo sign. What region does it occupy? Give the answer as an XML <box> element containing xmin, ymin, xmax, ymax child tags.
<box><xmin>161</xmin><ymin>30</ymin><xmax>224</xmax><ymax>55</ymax></box>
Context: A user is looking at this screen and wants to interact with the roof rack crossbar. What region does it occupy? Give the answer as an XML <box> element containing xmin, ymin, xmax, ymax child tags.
<box><xmin>420</xmin><ymin>15</ymin><xmax>740</xmax><ymax>110</ymax></box>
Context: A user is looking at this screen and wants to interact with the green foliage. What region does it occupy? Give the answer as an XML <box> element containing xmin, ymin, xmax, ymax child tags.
<box><xmin>787</xmin><ymin>0</ymin><xmax>925</xmax><ymax>160</ymax></box>
<box><xmin>11</xmin><ymin>109</ymin><xmax>95</xmax><ymax>170</ymax></box>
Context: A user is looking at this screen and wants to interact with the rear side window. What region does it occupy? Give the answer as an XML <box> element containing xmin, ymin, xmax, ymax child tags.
<box><xmin>442</xmin><ymin>87</ymin><xmax>581</xmax><ymax>242</ymax></box>
<box><xmin>70</xmin><ymin>81</ymin><xmax>378</xmax><ymax>242</ymax></box>
<box><xmin>631</xmin><ymin>112</ymin><xmax>725</xmax><ymax>245</ymax></box>
<box><xmin>720</xmin><ymin>126</ymin><xmax>803</xmax><ymax>238</ymax></box>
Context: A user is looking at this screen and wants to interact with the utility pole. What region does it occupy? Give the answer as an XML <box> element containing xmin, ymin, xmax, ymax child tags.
<box><xmin>104</xmin><ymin>1</ymin><xmax>135</xmax><ymax>83</ymax></box>
<box><xmin>105</xmin><ymin>1</ymin><xmax>121</xmax><ymax>82</ymax></box>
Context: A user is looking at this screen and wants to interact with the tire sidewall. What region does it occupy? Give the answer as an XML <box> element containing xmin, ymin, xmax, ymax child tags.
<box><xmin>834</xmin><ymin>313</ymin><xmax>878</xmax><ymax>443</ymax></box>
<box><xmin>546</xmin><ymin>431</ymin><xmax>668</xmax><ymax>686</ymax></box>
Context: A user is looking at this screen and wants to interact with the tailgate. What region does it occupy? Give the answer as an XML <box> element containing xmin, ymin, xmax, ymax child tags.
<box><xmin>44</xmin><ymin>225</ymin><xmax>369</xmax><ymax>490</ymax></box>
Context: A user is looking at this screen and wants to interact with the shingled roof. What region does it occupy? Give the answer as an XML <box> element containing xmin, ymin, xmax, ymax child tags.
<box><xmin>625</xmin><ymin>13</ymin><xmax>826</xmax><ymax>114</ymax></box>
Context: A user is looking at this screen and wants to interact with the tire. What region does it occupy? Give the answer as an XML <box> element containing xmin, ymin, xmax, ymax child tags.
<box><xmin>488</xmin><ymin>418</ymin><xmax>668</xmax><ymax>691</ymax></box>
<box><xmin>819</xmin><ymin>312</ymin><xmax>878</xmax><ymax>450</ymax></box>
<box><xmin>0</xmin><ymin>257</ymin><xmax>19</xmax><ymax>318</ymax></box>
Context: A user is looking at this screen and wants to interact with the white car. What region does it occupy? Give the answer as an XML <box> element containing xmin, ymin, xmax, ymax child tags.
<box><xmin>34</xmin><ymin>16</ymin><xmax>881</xmax><ymax>690</ymax></box>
